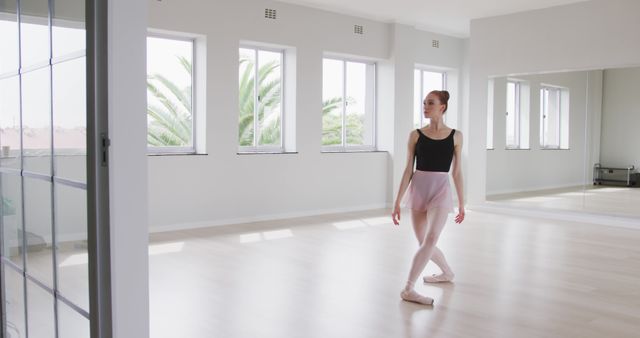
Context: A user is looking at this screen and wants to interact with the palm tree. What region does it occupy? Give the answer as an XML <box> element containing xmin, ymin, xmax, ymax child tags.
<box><xmin>238</xmin><ymin>55</ymin><xmax>282</xmax><ymax>146</ymax></box>
<box><xmin>321</xmin><ymin>96</ymin><xmax>365</xmax><ymax>146</ymax></box>
<box><xmin>147</xmin><ymin>56</ymin><xmax>192</xmax><ymax>147</ymax></box>
<box><xmin>147</xmin><ymin>54</ymin><xmax>366</xmax><ymax>148</ymax></box>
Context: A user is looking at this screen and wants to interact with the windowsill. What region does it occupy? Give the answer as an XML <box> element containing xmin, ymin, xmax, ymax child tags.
<box><xmin>486</xmin><ymin>148</ymin><xmax>495</xmax><ymax>151</ymax></box>
<box><xmin>148</xmin><ymin>152</ymin><xmax>208</xmax><ymax>156</ymax></box>
<box><xmin>540</xmin><ymin>148</ymin><xmax>571</xmax><ymax>151</ymax></box>
<box><xmin>505</xmin><ymin>148</ymin><xmax>531</xmax><ymax>151</ymax></box>
<box><xmin>237</xmin><ymin>151</ymin><xmax>298</xmax><ymax>155</ymax></box>
<box><xmin>321</xmin><ymin>150</ymin><xmax>386</xmax><ymax>154</ymax></box>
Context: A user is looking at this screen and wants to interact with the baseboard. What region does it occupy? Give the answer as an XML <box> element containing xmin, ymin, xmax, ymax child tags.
<box><xmin>150</xmin><ymin>203</ymin><xmax>392</xmax><ymax>233</ymax></box>
<box><xmin>471</xmin><ymin>202</ymin><xmax>640</xmax><ymax>230</ymax></box>
<box><xmin>486</xmin><ymin>182</ymin><xmax>586</xmax><ymax>197</ymax></box>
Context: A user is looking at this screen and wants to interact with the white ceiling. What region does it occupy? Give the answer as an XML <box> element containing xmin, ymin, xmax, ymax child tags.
<box><xmin>276</xmin><ymin>0</ymin><xmax>591</xmax><ymax>37</ymax></box>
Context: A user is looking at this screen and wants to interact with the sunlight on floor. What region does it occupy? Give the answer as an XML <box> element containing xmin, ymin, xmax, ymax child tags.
<box><xmin>59</xmin><ymin>242</ymin><xmax>186</xmax><ymax>266</ymax></box>
<box><xmin>239</xmin><ymin>229</ymin><xmax>293</xmax><ymax>243</ymax></box>
<box><xmin>333</xmin><ymin>220</ymin><xmax>368</xmax><ymax>230</ymax></box>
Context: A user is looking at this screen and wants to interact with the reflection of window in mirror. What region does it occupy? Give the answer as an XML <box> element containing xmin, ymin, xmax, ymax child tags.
<box><xmin>486</xmin><ymin>79</ymin><xmax>494</xmax><ymax>149</ymax></box>
<box><xmin>413</xmin><ymin>69</ymin><xmax>446</xmax><ymax>129</ymax></box>
<box><xmin>505</xmin><ymin>80</ymin><xmax>530</xmax><ymax>149</ymax></box>
<box><xmin>540</xmin><ymin>86</ymin><xmax>570</xmax><ymax>149</ymax></box>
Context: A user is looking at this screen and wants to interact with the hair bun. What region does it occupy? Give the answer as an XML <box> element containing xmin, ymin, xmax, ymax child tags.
<box><xmin>441</xmin><ymin>90</ymin><xmax>450</xmax><ymax>102</ymax></box>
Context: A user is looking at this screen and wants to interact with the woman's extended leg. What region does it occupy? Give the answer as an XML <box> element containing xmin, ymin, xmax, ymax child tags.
<box><xmin>411</xmin><ymin>211</ymin><xmax>455</xmax><ymax>282</ymax></box>
<box><xmin>401</xmin><ymin>208</ymin><xmax>450</xmax><ymax>305</ymax></box>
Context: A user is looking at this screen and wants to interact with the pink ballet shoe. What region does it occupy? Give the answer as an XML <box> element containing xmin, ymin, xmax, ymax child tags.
<box><xmin>400</xmin><ymin>289</ymin><xmax>434</xmax><ymax>305</ymax></box>
<box><xmin>423</xmin><ymin>273</ymin><xmax>454</xmax><ymax>283</ymax></box>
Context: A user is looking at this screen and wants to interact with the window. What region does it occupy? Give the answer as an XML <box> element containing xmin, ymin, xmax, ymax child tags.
<box><xmin>146</xmin><ymin>35</ymin><xmax>195</xmax><ymax>153</ymax></box>
<box><xmin>505</xmin><ymin>81</ymin><xmax>529</xmax><ymax>149</ymax></box>
<box><xmin>238</xmin><ymin>46</ymin><xmax>284</xmax><ymax>152</ymax></box>
<box><xmin>322</xmin><ymin>57</ymin><xmax>376</xmax><ymax>151</ymax></box>
<box><xmin>540</xmin><ymin>86</ymin><xmax>569</xmax><ymax>149</ymax></box>
<box><xmin>414</xmin><ymin>69</ymin><xmax>446</xmax><ymax>129</ymax></box>
<box><xmin>486</xmin><ymin>79</ymin><xmax>494</xmax><ymax>149</ymax></box>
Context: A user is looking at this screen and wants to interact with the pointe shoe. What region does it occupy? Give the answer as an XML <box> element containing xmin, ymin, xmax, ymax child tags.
<box><xmin>400</xmin><ymin>289</ymin><xmax>434</xmax><ymax>305</ymax></box>
<box><xmin>423</xmin><ymin>273</ymin><xmax>454</xmax><ymax>283</ymax></box>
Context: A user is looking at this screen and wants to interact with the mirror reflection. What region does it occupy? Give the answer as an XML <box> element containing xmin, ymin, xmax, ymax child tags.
<box><xmin>485</xmin><ymin>67</ymin><xmax>640</xmax><ymax>218</ymax></box>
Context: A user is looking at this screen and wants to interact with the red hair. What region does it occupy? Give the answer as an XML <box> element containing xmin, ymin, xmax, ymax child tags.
<box><xmin>428</xmin><ymin>90</ymin><xmax>450</xmax><ymax>113</ymax></box>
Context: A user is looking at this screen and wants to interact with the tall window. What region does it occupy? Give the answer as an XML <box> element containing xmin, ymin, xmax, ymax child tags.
<box><xmin>322</xmin><ymin>58</ymin><xmax>376</xmax><ymax>151</ymax></box>
<box><xmin>414</xmin><ymin>69</ymin><xmax>446</xmax><ymax>128</ymax></box>
<box><xmin>540</xmin><ymin>86</ymin><xmax>569</xmax><ymax>149</ymax></box>
<box><xmin>486</xmin><ymin>79</ymin><xmax>494</xmax><ymax>149</ymax></box>
<box><xmin>238</xmin><ymin>47</ymin><xmax>283</xmax><ymax>152</ymax></box>
<box><xmin>506</xmin><ymin>81</ymin><xmax>529</xmax><ymax>149</ymax></box>
<box><xmin>146</xmin><ymin>35</ymin><xmax>195</xmax><ymax>153</ymax></box>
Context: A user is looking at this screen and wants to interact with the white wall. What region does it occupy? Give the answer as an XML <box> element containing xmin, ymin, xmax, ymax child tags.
<box><xmin>600</xmin><ymin>66</ymin><xmax>640</xmax><ymax>168</ymax></box>
<box><xmin>109</xmin><ymin>0</ymin><xmax>150</xmax><ymax>337</ymax></box>
<box><xmin>147</xmin><ymin>0</ymin><xmax>465</xmax><ymax>230</ymax></box>
<box><xmin>486</xmin><ymin>71</ymin><xmax>598</xmax><ymax>195</ymax></box>
<box><xmin>467</xmin><ymin>0</ymin><xmax>640</xmax><ymax>204</ymax></box>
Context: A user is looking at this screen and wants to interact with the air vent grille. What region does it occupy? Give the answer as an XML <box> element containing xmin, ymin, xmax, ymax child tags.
<box><xmin>265</xmin><ymin>8</ymin><xmax>277</xmax><ymax>19</ymax></box>
<box><xmin>432</xmin><ymin>39</ymin><xmax>440</xmax><ymax>48</ymax></box>
<box><xmin>354</xmin><ymin>25</ymin><xmax>364</xmax><ymax>35</ymax></box>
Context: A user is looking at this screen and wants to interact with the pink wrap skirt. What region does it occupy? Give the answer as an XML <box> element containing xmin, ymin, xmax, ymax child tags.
<box><xmin>403</xmin><ymin>170</ymin><xmax>454</xmax><ymax>213</ymax></box>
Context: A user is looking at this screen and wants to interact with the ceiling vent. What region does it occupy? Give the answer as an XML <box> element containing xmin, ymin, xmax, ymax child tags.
<box><xmin>354</xmin><ymin>25</ymin><xmax>364</xmax><ymax>35</ymax></box>
<box><xmin>432</xmin><ymin>39</ymin><xmax>440</xmax><ymax>48</ymax></box>
<box><xmin>265</xmin><ymin>8</ymin><xmax>277</xmax><ymax>20</ymax></box>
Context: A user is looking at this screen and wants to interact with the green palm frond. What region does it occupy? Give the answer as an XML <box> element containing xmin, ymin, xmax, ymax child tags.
<box><xmin>147</xmin><ymin>56</ymin><xmax>193</xmax><ymax>147</ymax></box>
<box><xmin>150</xmin><ymin>73</ymin><xmax>191</xmax><ymax>113</ymax></box>
<box><xmin>323</xmin><ymin>97</ymin><xmax>343</xmax><ymax>116</ymax></box>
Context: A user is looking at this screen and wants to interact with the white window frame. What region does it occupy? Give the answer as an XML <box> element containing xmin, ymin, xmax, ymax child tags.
<box><xmin>540</xmin><ymin>85</ymin><xmax>569</xmax><ymax>149</ymax></box>
<box><xmin>486</xmin><ymin>78</ymin><xmax>494</xmax><ymax>149</ymax></box>
<box><xmin>321</xmin><ymin>56</ymin><xmax>377</xmax><ymax>152</ymax></box>
<box><xmin>146</xmin><ymin>32</ymin><xmax>198</xmax><ymax>154</ymax></box>
<box><xmin>505</xmin><ymin>80</ymin><xmax>522</xmax><ymax>149</ymax></box>
<box><xmin>413</xmin><ymin>68</ymin><xmax>447</xmax><ymax>129</ymax></box>
<box><xmin>238</xmin><ymin>45</ymin><xmax>286</xmax><ymax>153</ymax></box>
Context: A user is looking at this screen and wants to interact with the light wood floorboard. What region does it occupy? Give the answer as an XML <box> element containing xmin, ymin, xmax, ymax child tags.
<box><xmin>149</xmin><ymin>209</ymin><xmax>640</xmax><ymax>338</ymax></box>
<box><xmin>487</xmin><ymin>185</ymin><xmax>640</xmax><ymax>217</ymax></box>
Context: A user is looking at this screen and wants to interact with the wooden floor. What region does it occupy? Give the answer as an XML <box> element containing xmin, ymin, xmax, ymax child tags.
<box><xmin>487</xmin><ymin>185</ymin><xmax>640</xmax><ymax>217</ymax></box>
<box><xmin>148</xmin><ymin>208</ymin><xmax>640</xmax><ymax>338</ymax></box>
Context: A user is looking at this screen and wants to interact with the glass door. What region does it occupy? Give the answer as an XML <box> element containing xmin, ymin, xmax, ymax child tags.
<box><xmin>1</xmin><ymin>0</ymin><xmax>106</xmax><ymax>337</ymax></box>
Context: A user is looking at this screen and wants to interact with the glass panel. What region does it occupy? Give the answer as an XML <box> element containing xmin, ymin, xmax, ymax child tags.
<box><xmin>53</xmin><ymin>58</ymin><xmax>86</xmax><ymax>182</ymax></box>
<box><xmin>2</xmin><ymin>264</ymin><xmax>27</xmax><ymax>338</ymax></box>
<box><xmin>24</xmin><ymin>178</ymin><xmax>53</xmax><ymax>288</ymax></box>
<box><xmin>1</xmin><ymin>174</ymin><xmax>23</xmax><ymax>266</ymax></box>
<box><xmin>322</xmin><ymin>58</ymin><xmax>343</xmax><ymax>146</ymax></box>
<box><xmin>540</xmin><ymin>88</ymin><xmax>546</xmax><ymax>146</ymax></box>
<box><xmin>560</xmin><ymin>90</ymin><xmax>570</xmax><ymax>149</ymax></box>
<box><xmin>20</xmin><ymin>0</ymin><xmax>50</xmax><ymax>68</ymax></box>
<box><xmin>549</xmin><ymin>88</ymin><xmax>560</xmax><ymax>147</ymax></box>
<box><xmin>146</xmin><ymin>36</ymin><xmax>193</xmax><ymax>148</ymax></box>
<box><xmin>506</xmin><ymin>82</ymin><xmax>517</xmax><ymax>147</ymax></box>
<box><xmin>22</xmin><ymin>67</ymin><xmax>52</xmax><ymax>175</ymax></box>
<box><xmin>345</xmin><ymin>62</ymin><xmax>366</xmax><ymax>146</ymax></box>
<box><xmin>0</xmin><ymin>1</ymin><xmax>19</xmax><ymax>75</ymax></box>
<box><xmin>55</xmin><ymin>183</ymin><xmax>88</xmax><ymax>312</ymax></box>
<box><xmin>486</xmin><ymin>79</ymin><xmax>494</xmax><ymax>149</ymax></box>
<box><xmin>52</xmin><ymin>0</ymin><xmax>85</xmax><ymax>59</ymax></box>
<box><xmin>0</xmin><ymin>76</ymin><xmax>21</xmax><ymax>168</ymax></box>
<box><xmin>413</xmin><ymin>69</ymin><xmax>421</xmax><ymax>129</ymax></box>
<box><xmin>542</xmin><ymin>87</ymin><xmax>561</xmax><ymax>148</ymax></box>
<box><xmin>257</xmin><ymin>50</ymin><xmax>282</xmax><ymax>147</ymax></box>
<box><xmin>27</xmin><ymin>279</ymin><xmax>55</xmax><ymax>338</ymax></box>
<box><xmin>58</xmin><ymin>300</ymin><xmax>90</xmax><ymax>338</ymax></box>
<box><xmin>238</xmin><ymin>48</ymin><xmax>255</xmax><ymax>147</ymax></box>
<box><xmin>422</xmin><ymin>71</ymin><xmax>442</xmax><ymax>126</ymax></box>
